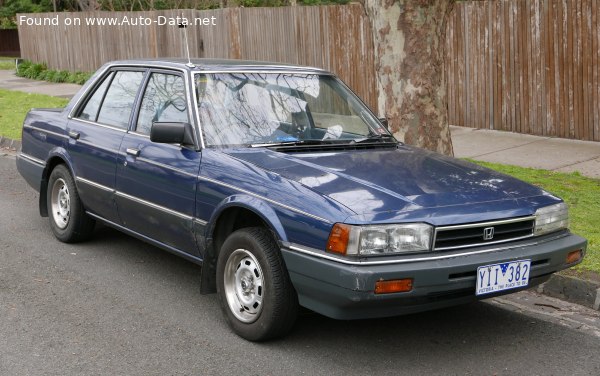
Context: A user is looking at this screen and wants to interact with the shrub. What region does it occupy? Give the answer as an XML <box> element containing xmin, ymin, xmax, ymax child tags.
<box><xmin>16</xmin><ymin>60</ymin><xmax>31</xmax><ymax>77</ymax></box>
<box><xmin>52</xmin><ymin>70</ymin><xmax>70</xmax><ymax>83</ymax></box>
<box><xmin>69</xmin><ymin>72</ymin><xmax>91</xmax><ymax>85</ymax></box>
<box><xmin>22</xmin><ymin>62</ymin><xmax>47</xmax><ymax>79</ymax></box>
<box><xmin>14</xmin><ymin>60</ymin><xmax>91</xmax><ymax>85</ymax></box>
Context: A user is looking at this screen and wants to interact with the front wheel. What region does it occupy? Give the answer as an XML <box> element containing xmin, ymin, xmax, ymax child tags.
<box><xmin>217</xmin><ymin>227</ymin><xmax>298</xmax><ymax>341</ymax></box>
<box><xmin>47</xmin><ymin>164</ymin><xmax>95</xmax><ymax>243</ymax></box>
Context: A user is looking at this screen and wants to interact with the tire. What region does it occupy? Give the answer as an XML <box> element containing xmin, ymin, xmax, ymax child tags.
<box><xmin>217</xmin><ymin>227</ymin><xmax>298</xmax><ymax>341</ymax></box>
<box><xmin>47</xmin><ymin>164</ymin><xmax>95</xmax><ymax>243</ymax></box>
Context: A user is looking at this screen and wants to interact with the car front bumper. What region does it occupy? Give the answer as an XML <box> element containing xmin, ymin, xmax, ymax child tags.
<box><xmin>280</xmin><ymin>232</ymin><xmax>587</xmax><ymax>320</ymax></box>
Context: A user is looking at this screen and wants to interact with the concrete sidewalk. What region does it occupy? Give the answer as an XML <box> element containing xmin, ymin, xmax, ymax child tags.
<box><xmin>451</xmin><ymin>125</ymin><xmax>600</xmax><ymax>179</ymax></box>
<box><xmin>0</xmin><ymin>69</ymin><xmax>81</xmax><ymax>98</ymax></box>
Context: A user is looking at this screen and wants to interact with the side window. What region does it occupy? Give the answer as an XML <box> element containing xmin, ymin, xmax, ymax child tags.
<box><xmin>77</xmin><ymin>72</ymin><xmax>114</xmax><ymax>122</ymax></box>
<box><xmin>96</xmin><ymin>71</ymin><xmax>144</xmax><ymax>129</ymax></box>
<box><xmin>137</xmin><ymin>73</ymin><xmax>188</xmax><ymax>135</ymax></box>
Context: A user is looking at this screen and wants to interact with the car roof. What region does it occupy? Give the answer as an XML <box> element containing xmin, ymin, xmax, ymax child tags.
<box><xmin>107</xmin><ymin>58</ymin><xmax>331</xmax><ymax>74</ymax></box>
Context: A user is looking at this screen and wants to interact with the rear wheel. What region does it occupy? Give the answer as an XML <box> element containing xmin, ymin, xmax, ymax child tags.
<box><xmin>217</xmin><ymin>227</ymin><xmax>298</xmax><ymax>341</ymax></box>
<box><xmin>47</xmin><ymin>164</ymin><xmax>95</xmax><ymax>243</ymax></box>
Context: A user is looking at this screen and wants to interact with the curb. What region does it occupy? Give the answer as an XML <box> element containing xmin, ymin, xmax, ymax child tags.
<box><xmin>538</xmin><ymin>273</ymin><xmax>600</xmax><ymax>311</ymax></box>
<box><xmin>0</xmin><ymin>136</ymin><xmax>21</xmax><ymax>152</ymax></box>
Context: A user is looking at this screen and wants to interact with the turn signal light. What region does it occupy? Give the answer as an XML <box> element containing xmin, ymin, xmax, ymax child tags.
<box><xmin>375</xmin><ymin>278</ymin><xmax>413</xmax><ymax>294</ymax></box>
<box><xmin>326</xmin><ymin>223</ymin><xmax>351</xmax><ymax>255</ymax></box>
<box><xmin>566</xmin><ymin>249</ymin><xmax>583</xmax><ymax>264</ymax></box>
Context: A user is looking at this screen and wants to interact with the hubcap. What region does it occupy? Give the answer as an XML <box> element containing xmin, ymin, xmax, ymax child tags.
<box><xmin>223</xmin><ymin>249</ymin><xmax>264</xmax><ymax>323</ymax></box>
<box><xmin>50</xmin><ymin>178</ymin><xmax>70</xmax><ymax>229</ymax></box>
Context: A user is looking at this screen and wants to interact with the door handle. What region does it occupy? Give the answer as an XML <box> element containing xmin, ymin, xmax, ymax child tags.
<box><xmin>126</xmin><ymin>148</ymin><xmax>140</xmax><ymax>157</ymax></box>
<box><xmin>68</xmin><ymin>131</ymin><xmax>80</xmax><ymax>140</ymax></box>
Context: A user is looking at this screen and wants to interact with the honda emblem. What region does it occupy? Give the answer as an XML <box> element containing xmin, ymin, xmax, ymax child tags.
<box><xmin>483</xmin><ymin>227</ymin><xmax>495</xmax><ymax>240</ymax></box>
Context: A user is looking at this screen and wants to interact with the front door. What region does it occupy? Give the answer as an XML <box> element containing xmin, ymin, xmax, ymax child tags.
<box><xmin>115</xmin><ymin>71</ymin><xmax>201</xmax><ymax>255</ymax></box>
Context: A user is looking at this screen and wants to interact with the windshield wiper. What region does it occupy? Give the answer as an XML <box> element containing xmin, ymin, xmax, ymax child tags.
<box><xmin>351</xmin><ymin>134</ymin><xmax>397</xmax><ymax>144</ymax></box>
<box><xmin>249</xmin><ymin>140</ymin><xmax>333</xmax><ymax>148</ymax></box>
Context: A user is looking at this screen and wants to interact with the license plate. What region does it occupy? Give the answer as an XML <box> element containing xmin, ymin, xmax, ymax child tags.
<box><xmin>476</xmin><ymin>260</ymin><xmax>531</xmax><ymax>296</ymax></box>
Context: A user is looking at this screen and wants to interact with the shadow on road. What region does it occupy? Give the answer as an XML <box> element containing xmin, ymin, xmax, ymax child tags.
<box><xmin>81</xmin><ymin>224</ymin><xmax>596</xmax><ymax>373</ymax></box>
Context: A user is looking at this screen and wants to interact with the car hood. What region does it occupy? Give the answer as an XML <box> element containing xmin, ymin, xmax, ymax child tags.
<box><xmin>223</xmin><ymin>145</ymin><xmax>550</xmax><ymax>215</ymax></box>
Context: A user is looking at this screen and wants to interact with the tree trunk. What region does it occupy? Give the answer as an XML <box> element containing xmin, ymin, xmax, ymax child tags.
<box><xmin>365</xmin><ymin>0</ymin><xmax>454</xmax><ymax>156</ymax></box>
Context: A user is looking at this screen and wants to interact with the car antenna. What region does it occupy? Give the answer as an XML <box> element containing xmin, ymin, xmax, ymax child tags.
<box><xmin>178</xmin><ymin>13</ymin><xmax>195</xmax><ymax>68</ymax></box>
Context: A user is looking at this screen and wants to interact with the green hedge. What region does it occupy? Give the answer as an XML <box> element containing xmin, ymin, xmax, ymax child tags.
<box><xmin>15</xmin><ymin>60</ymin><xmax>91</xmax><ymax>85</ymax></box>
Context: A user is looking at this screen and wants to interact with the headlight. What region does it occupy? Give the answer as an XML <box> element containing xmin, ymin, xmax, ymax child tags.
<box><xmin>534</xmin><ymin>202</ymin><xmax>569</xmax><ymax>236</ymax></box>
<box><xmin>326</xmin><ymin>223</ymin><xmax>433</xmax><ymax>256</ymax></box>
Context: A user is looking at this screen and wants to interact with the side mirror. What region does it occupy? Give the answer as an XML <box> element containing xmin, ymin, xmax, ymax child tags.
<box><xmin>150</xmin><ymin>122</ymin><xmax>195</xmax><ymax>146</ymax></box>
<box><xmin>378</xmin><ymin>117</ymin><xmax>389</xmax><ymax>130</ymax></box>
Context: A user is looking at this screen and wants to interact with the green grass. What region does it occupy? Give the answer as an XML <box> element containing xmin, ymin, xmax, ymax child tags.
<box><xmin>0</xmin><ymin>57</ymin><xmax>17</xmax><ymax>70</ymax></box>
<box><xmin>0</xmin><ymin>89</ymin><xmax>69</xmax><ymax>139</ymax></box>
<box><xmin>471</xmin><ymin>160</ymin><xmax>600</xmax><ymax>274</ymax></box>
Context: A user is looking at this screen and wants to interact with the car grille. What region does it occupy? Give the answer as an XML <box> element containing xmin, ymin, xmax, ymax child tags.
<box><xmin>433</xmin><ymin>216</ymin><xmax>536</xmax><ymax>251</ymax></box>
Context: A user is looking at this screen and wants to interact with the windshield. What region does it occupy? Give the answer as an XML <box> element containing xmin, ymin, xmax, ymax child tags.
<box><xmin>194</xmin><ymin>73</ymin><xmax>391</xmax><ymax>147</ymax></box>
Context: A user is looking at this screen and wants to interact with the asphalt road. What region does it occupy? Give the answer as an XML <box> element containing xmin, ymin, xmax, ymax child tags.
<box><xmin>1</xmin><ymin>153</ymin><xmax>599</xmax><ymax>376</ymax></box>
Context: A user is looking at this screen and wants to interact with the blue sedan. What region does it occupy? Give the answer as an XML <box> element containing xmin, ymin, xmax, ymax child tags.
<box><xmin>16</xmin><ymin>59</ymin><xmax>587</xmax><ymax>341</ymax></box>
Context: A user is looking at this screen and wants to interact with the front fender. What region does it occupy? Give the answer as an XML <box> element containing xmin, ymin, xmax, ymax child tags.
<box><xmin>198</xmin><ymin>194</ymin><xmax>288</xmax><ymax>294</ymax></box>
<box><xmin>206</xmin><ymin>193</ymin><xmax>288</xmax><ymax>243</ymax></box>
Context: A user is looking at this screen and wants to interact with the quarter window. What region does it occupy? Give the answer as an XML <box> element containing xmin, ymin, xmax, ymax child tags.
<box><xmin>96</xmin><ymin>71</ymin><xmax>144</xmax><ymax>129</ymax></box>
<box><xmin>77</xmin><ymin>72</ymin><xmax>114</xmax><ymax>122</ymax></box>
<box><xmin>137</xmin><ymin>73</ymin><xmax>188</xmax><ymax>135</ymax></box>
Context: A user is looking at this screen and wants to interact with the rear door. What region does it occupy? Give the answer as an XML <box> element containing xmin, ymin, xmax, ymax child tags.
<box><xmin>115</xmin><ymin>70</ymin><xmax>201</xmax><ymax>255</ymax></box>
<box><xmin>67</xmin><ymin>69</ymin><xmax>146</xmax><ymax>223</ymax></box>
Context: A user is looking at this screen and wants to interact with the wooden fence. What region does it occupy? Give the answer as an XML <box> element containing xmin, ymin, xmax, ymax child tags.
<box><xmin>17</xmin><ymin>5</ymin><xmax>377</xmax><ymax>110</ymax></box>
<box><xmin>0</xmin><ymin>29</ymin><xmax>20</xmax><ymax>56</ymax></box>
<box><xmin>18</xmin><ymin>2</ymin><xmax>600</xmax><ymax>142</ymax></box>
<box><xmin>447</xmin><ymin>0</ymin><xmax>600</xmax><ymax>142</ymax></box>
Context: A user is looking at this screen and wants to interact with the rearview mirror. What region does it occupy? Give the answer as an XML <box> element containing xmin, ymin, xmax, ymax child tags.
<box><xmin>150</xmin><ymin>122</ymin><xmax>195</xmax><ymax>146</ymax></box>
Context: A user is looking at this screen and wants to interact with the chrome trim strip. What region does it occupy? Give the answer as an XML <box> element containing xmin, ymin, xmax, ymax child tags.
<box><xmin>77</xmin><ymin>177</ymin><xmax>207</xmax><ymax>223</ymax></box>
<box><xmin>194</xmin><ymin>218</ymin><xmax>208</xmax><ymax>226</ymax></box>
<box><xmin>197</xmin><ymin>175</ymin><xmax>332</xmax><ymax>224</ymax></box>
<box><xmin>191</xmin><ymin>73</ymin><xmax>206</xmax><ymax>148</ymax></box>
<box><xmin>434</xmin><ymin>234</ymin><xmax>535</xmax><ymax>251</ymax></box>
<box><xmin>135</xmin><ymin>157</ymin><xmax>198</xmax><ymax>178</ymax></box>
<box><xmin>76</xmin><ymin>177</ymin><xmax>114</xmax><ymax>192</ymax></box>
<box><xmin>192</xmin><ymin>70</ymin><xmax>330</xmax><ymax>74</ymax></box>
<box><xmin>115</xmin><ymin>191</ymin><xmax>193</xmax><ymax>221</ymax></box>
<box><xmin>70</xmin><ymin>118</ymin><xmax>128</xmax><ymax>133</ymax></box>
<box><xmin>433</xmin><ymin>216</ymin><xmax>536</xmax><ymax>251</ymax></box>
<box><xmin>284</xmin><ymin>233</ymin><xmax>568</xmax><ymax>266</ymax></box>
<box><xmin>78</xmin><ymin>61</ymin><xmax>327</xmax><ymax>74</ymax></box>
<box><xmin>129</xmin><ymin>131</ymin><xmax>150</xmax><ymax>139</ymax></box>
<box><xmin>18</xmin><ymin>153</ymin><xmax>46</xmax><ymax>166</ymax></box>
<box><xmin>435</xmin><ymin>216</ymin><xmax>536</xmax><ymax>231</ymax></box>
<box><xmin>24</xmin><ymin>124</ymin><xmax>68</xmax><ymax>140</ymax></box>
<box><xmin>184</xmin><ymin>68</ymin><xmax>203</xmax><ymax>149</ymax></box>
